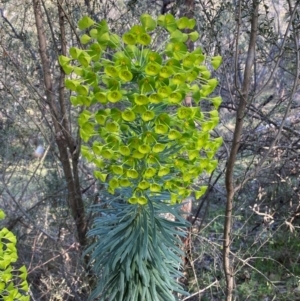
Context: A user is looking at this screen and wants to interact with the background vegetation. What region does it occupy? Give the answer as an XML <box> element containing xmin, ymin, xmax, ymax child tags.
<box><xmin>0</xmin><ymin>0</ymin><xmax>300</xmax><ymax>300</ymax></box>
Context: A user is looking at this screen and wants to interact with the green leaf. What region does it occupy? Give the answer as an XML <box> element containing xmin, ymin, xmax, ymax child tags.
<box><xmin>94</xmin><ymin>171</ymin><xmax>108</xmax><ymax>182</ymax></box>
<box><xmin>182</xmin><ymin>55</ymin><xmax>196</xmax><ymax>70</ymax></box>
<box><xmin>102</xmin><ymin>77</ymin><xmax>120</xmax><ymax>89</ymax></box>
<box><xmin>170</xmin><ymin>30</ymin><xmax>188</xmax><ymax>43</ymax></box>
<box><xmin>169</xmin><ymin>91</ymin><xmax>183</xmax><ymax>104</ymax></box>
<box><xmin>206</xmin><ymin>150</ymin><xmax>215</xmax><ymax>159</ymax></box>
<box><xmin>81</xmin><ymin>122</ymin><xmax>95</xmax><ymax>141</ymax></box>
<box><xmin>5</xmin><ymin>232</ymin><xmax>16</xmax><ymax>243</ymax></box>
<box><xmin>166</xmin><ymin>42</ymin><xmax>187</xmax><ymax>60</ymax></box>
<box><xmin>143</xmin><ymin>167</ymin><xmax>157</xmax><ymax>178</ymax></box>
<box><xmin>111</xmin><ymin>165</ymin><xmax>124</xmax><ymax>175</ymax></box>
<box><xmin>92</xmin><ymin>143</ymin><xmax>102</xmax><ymax>155</ymax></box>
<box><xmin>114</xmin><ymin>53</ymin><xmax>131</xmax><ymax>66</ymax></box>
<box><xmin>183</xmin><ymin>173</ymin><xmax>192</xmax><ymax>182</ymax></box>
<box><xmin>201</xmin><ymin>85</ymin><xmax>214</xmax><ymax>97</ymax></box>
<box><xmin>124</xmin><ymin>45</ymin><xmax>140</xmax><ymax>59</ymax></box>
<box><xmin>138</xmin><ymin>77</ymin><xmax>155</xmax><ymax>93</ymax></box>
<box><xmin>74</xmin><ymin>67</ymin><xmax>83</xmax><ymax>76</ymax></box>
<box><xmin>214</xmin><ymin>137</ymin><xmax>223</xmax><ymax>148</ymax></box>
<box><xmin>0</xmin><ymin>210</ymin><xmax>5</xmax><ymax>220</ymax></box>
<box><xmin>127</xmin><ymin>169</ymin><xmax>139</xmax><ymax>179</ymax></box>
<box><xmin>120</xmin><ymin>178</ymin><xmax>131</xmax><ymax>187</ymax></box>
<box><xmin>165</xmin><ymin>58</ymin><xmax>181</xmax><ymax>71</ymax></box>
<box><xmin>132</xmin><ymin>150</ymin><xmax>144</xmax><ymax>159</ymax></box>
<box><xmin>20</xmin><ymin>281</ymin><xmax>29</xmax><ymax>292</ymax></box>
<box><xmin>159</xmin><ymin>66</ymin><xmax>173</xmax><ymax>78</ymax></box>
<box><xmin>138</xmin><ymin>180</ymin><xmax>150</xmax><ymax>190</ymax></box>
<box><xmin>140</xmin><ymin>14</ymin><xmax>157</xmax><ymax>31</ymax></box>
<box><xmin>101</xmin><ymin>148</ymin><xmax>114</xmax><ymax>159</ymax></box>
<box><xmin>158</xmin><ymin>167</ymin><xmax>170</xmax><ymax>177</ymax></box>
<box><xmin>201</xmin><ymin>70</ymin><xmax>211</xmax><ymax>79</ymax></box>
<box><xmin>109</xmin><ymin>178</ymin><xmax>119</xmax><ymax>189</ymax></box>
<box><xmin>122</xmin><ymin>109</ymin><xmax>136</xmax><ymax>122</ymax></box>
<box><xmin>78</xmin><ymin>16</ymin><xmax>95</xmax><ymax>30</ymax></box>
<box><xmin>177</xmin><ymin>107</ymin><xmax>191</xmax><ymax>119</ymax></box>
<box><xmin>133</xmin><ymin>106</ymin><xmax>147</xmax><ymax>116</ymax></box>
<box><xmin>211</xmin><ymin>96</ymin><xmax>222</xmax><ymax>109</ymax></box>
<box><xmin>128</xmin><ymin>196</ymin><xmax>138</xmax><ymax>204</ymax></box>
<box><xmin>157</xmin><ymin>86</ymin><xmax>171</xmax><ymax>98</ymax></box>
<box><xmin>137</xmin><ymin>33</ymin><xmax>151</xmax><ymax>45</ymax></box>
<box><xmin>130</xmin><ymin>24</ymin><xmax>145</xmax><ymax>35</ymax></box>
<box><xmin>119</xmin><ymin>145</ymin><xmax>131</xmax><ymax>156</ymax></box>
<box><xmin>164</xmin><ymin>14</ymin><xmax>177</xmax><ymax>32</ymax></box>
<box><xmin>171</xmin><ymin>73</ymin><xmax>185</xmax><ymax>85</ymax></box>
<box><xmin>105</xmin><ymin>65</ymin><xmax>119</xmax><ymax>78</ymax></box>
<box><xmin>150</xmin><ymin>183</ymin><xmax>161</xmax><ymax>192</ymax></box>
<box><xmin>188</xmin><ymin>18</ymin><xmax>196</xmax><ymax>29</ymax></box>
<box><xmin>78</xmin><ymin>110</ymin><xmax>92</xmax><ymax>126</ymax></box>
<box><xmin>122</xmin><ymin>32</ymin><xmax>136</xmax><ymax>45</ymax></box>
<box><xmin>176</xmin><ymin>17</ymin><xmax>189</xmax><ymax>29</ymax></box>
<box><xmin>76</xmin><ymin>85</ymin><xmax>89</xmax><ymax>96</ymax></box>
<box><xmin>108</xmin><ymin>33</ymin><xmax>121</xmax><ymax>48</ymax></box>
<box><xmin>97</xmin><ymin>19</ymin><xmax>109</xmax><ymax>35</ymax></box>
<box><xmin>154</xmin><ymin>124</ymin><xmax>168</xmax><ymax>134</ymax></box>
<box><xmin>195</xmin><ymin>186</ymin><xmax>208</xmax><ymax>199</ymax></box>
<box><xmin>188</xmin><ymin>31</ymin><xmax>199</xmax><ymax>42</ymax></box>
<box><xmin>145</xmin><ymin>50</ymin><xmax>163</xmax><ymax>64</ymax></box>
<box><xmin>58</xmin><ymin>55</ymin><xmax>71</xmax><ymax>66</ymax></box>
<box><xmin>207</xmin><ymin>78</ymin><xmax>218</xmax><ymax>89</ymax></box>
<box><xmin>89</xmin><ymin>28</ymin><xmax>98</xmax><ymax>38</ymax></box>
<box><xmin>94</xmin><ymin>92</ymin><xmax>107</xmax><ymax>103</ymax></box>
<box><xmin>206</xmin><ymin>160</ymin><xmax>218</xmax><ymax>174</ymax></box>
<box><xmin>211</xmin><ymin>55</ymin><xmax>222</xmax><ymax>70</ymax></box>
<box><xmin>210</xmin><ymin>110</ymin><xmax>219</xmax><ymax>118</ymax></box>
<box><xmin>134</xmin><ymin>94</ymin><xmax>149</xmax><ymax>105</ymax></box>
<box><xmin>138</xmin><ymin>144</ymin><xmax>151</xmax><ymax>154</ymax></box>
<box><xmin>80</xmin><ymin>34</ymin><xmax>91</xmax><ymax>44</ymax></box>
<box><xmin>78</xmin><ymin>52</ymin><xmax>91</xmax><ymax>67</ymax></box>
<box><xmin>157</xmin><ymin>113</ymin><xmax>171</xmax><ymax>124</ymax></box>
<box><xmin>107</xmin><ymin>90</ymin><xmax>122</xmax><ymax>103</ymax></box>
<box><xmin>145</xmin><ymin>62</ymin><xmax>161</xmax><ymax>76</ymax></box>
<box><xmin>141</xmin><ymin>110</ymin><xmax>155</xmax><ymax>121</ymax></box>
<box><xmin>137</xmin><ymin>196</ymin><xmax>147</xmax><ymax>205</ymax></box>
<box><xmin>80</xmin><ymin>145</ymin><xmax>93</xmax><ymax>162</ymax></box>
<box><xmin>106</xmin><ymin>121</ymin><xmax>119</xmax><ymax>132</ymax></box>
<box><xmin>61</xmin><ymin>63</ymin><xmax>74</xmax><ymax>74</ymax></box>
<box><xmin>168</xmin><ymin>129</ymin><xmax>182</xmax><ymax>140</ymax></box>
<box><xmin>89</xmin><ymin>43</ymin><xmax>103</xmax><ymax>61</ymax></box>
<box><xmin>188</xmin><ymin>150</ymin><xmax>199</xmax><ymax>160</ymax></box>
<box><xmin>107</xmin><ymin>135</ymin><xmax>120</xmax><ymax>149</ymax></box>
<box><xmin>152</xmin><ymin>143</ymin><xmax>166</xmax><ymax>153</ymax></box>
<box><xmin>119</xmin><ymin>69</ymin><xmax>133</xmax><ymax>82</ymax></box>
<box><xmin>157</xmin><ymin>14</ymin><xmax>165</xmax><ymax>26</ymax></box>
<box><xmin>149</xmin><ymin>93</ymin><xmax>162</xmax><ymax>104</ymax></box>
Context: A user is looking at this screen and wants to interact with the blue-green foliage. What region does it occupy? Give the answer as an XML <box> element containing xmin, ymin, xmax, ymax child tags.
<box><xmin>85</xmin><ymin>197</ymin><xmax>189</xmax><ymax>301</ymax></box>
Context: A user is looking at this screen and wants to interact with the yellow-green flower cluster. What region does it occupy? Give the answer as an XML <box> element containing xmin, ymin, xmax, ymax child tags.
<box><xmin>60</xmin><ymin>14</ymin><xmax>223</xmax><ymax>205</ymax></box>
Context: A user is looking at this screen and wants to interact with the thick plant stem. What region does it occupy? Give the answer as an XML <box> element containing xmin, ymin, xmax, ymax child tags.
<box><xmin>223</xmin><ymin>1</ymin><xmax>259</xmax><ymax>301</ymax></box>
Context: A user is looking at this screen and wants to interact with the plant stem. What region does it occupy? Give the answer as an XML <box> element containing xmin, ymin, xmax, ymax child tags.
<box><xmin>223</xmin><ymin>1</ymin><xmax>259</xmax><ymax>301</ymax></box>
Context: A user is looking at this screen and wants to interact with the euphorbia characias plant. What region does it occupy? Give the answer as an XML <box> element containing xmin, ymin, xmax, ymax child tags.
<box><xmin>60</xmin><ymin>13</ymin><xmax>222</xmax><ymax>301</ymax></box>
<box><xmin>0</xmin><ymin>210</ymin><xmax>29</xmax><ymax>301</ymax></box>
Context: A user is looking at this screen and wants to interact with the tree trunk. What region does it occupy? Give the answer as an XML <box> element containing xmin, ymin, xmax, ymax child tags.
<box><xmin>223</xmin><ymin>1</ymin><xmax>259</xmax><ymax>301</ymax></box>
